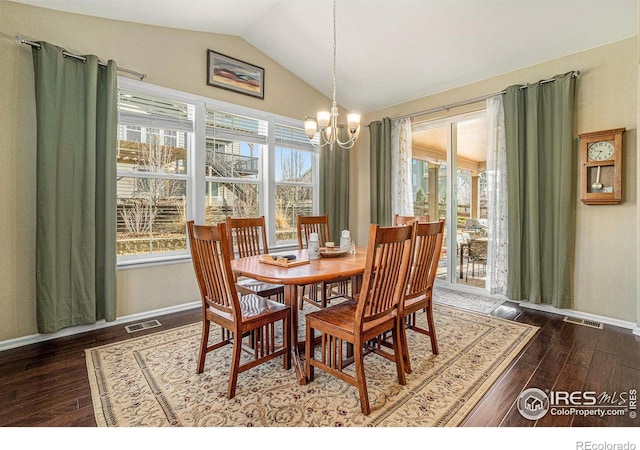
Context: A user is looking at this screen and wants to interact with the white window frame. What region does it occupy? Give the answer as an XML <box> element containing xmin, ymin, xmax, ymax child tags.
<box><xmin>272</xmin><ymin>121</ymin><xmax>319</xmax><ymax>245</ymax></box>
<box><xmin>116</xmin><ymin>85</ymin><xmax>194</xmax><ymax>267</ymax></box>
<box><xmin>412</xmin><ymin>109</ymin><xmax>487</xmax><ymax>287</ymax></box>
<box><xmin>117</xmin><ymin>77</ymin><xmax>317</xmax><ymax>267</ymax></box>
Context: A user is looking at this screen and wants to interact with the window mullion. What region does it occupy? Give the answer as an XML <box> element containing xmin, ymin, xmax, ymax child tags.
<box><xmin>116</xmin><ymin>172</ymin><xmax>188</xmax><ymax>181</ymax></box>
<box><xmin>206</xmin><ymin>176</ymin><xmax>261</xmax><ymax>185</ymax></box>
<box><xmin>275</xmin><ymin>181</ymin><xmax>315</xmax><ymax>188</ymax></box>
<box><xmin>312</xmin><ymin>150</ymin><xmax>319</xmax><ymax>215</ymax></box>
<box><xmin>193</xmin><ymin>100</ymin><xmax>207</xmax><ymax>225</ymax></box>
<box><xmin>265</xmin><ymin>117</ymin><xmax>276</xmax><ymax>246</ymax></box>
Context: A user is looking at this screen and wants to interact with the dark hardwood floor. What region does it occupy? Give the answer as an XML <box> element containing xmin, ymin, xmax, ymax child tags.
<box><xmin>462</xmin><ymin>302</ymin><xmax>640</xmax><ymax>427</ymax></box>
<box><xmin>1</xmin><ymin>301</ymin><xmax>639</xmax><ymax>427</ymax></box>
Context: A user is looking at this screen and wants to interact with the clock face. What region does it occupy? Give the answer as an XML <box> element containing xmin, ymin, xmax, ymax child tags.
<box><xmin>588</xmin><ymin>141</ymin><xmax>615</xmax><ymax>161</ymax></box>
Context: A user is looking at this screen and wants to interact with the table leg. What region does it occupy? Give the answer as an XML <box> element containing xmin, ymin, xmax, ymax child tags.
<box><xmin>284</xmin><ymin>284</ymin><xmax>306</xmax><ymax>385</ymax></box>
<box><xmin>350</xmin><ymin>273</ymin><xmax>362</xmax><ymax>297</ymax></box>
<box><xmin>459</xmin><ymin>245</ymin><xmax>464</xmax><ymax>279</ymax></box>
<box><xmin>345</xmin><ymin>274</ymin><xmax>364</xmax><ymax>359</ymax></box>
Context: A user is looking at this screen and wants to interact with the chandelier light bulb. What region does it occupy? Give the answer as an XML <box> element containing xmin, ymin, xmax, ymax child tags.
<box><xmin>304</xmin><ymin>117</ymin><xmax>318</xmax><ymax>139</ymax></box>
<box><xmin>324</xmin><ymin>125</ymin><xmax>334</xmax><ymax>141</ymax></box>
<box><xmin>353</xmin><ymin>124</ymin><xmax>361</xmax><ymax>140</ymax></box>
<box><xmin>347</xmin><ymin>113</ymin><xmax>361</xmax><ymax>134</ymax></box>
<box><xmin>317</xmin><ymin>110</ymin><xmax>331</xmax><ymax>129</ymax></box>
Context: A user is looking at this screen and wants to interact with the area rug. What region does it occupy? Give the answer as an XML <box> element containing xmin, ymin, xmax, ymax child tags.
<box><xmin>85</xmin><ymin>304</ymin><xmax>537</xmax><ymax>427</ymax></box>
<box><xmin>433</xmin><ymin>286</ymin><xmax>506</xmax><ymax>315</ymax></box>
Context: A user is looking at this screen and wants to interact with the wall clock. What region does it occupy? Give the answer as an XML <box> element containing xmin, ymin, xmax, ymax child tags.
<box><xmin>579</xmin><ymin>128</ymin><xmax>625</xmax><ymax>205</ymax></box>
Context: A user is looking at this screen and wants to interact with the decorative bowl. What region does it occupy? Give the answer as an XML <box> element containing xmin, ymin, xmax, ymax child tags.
<box><xmin>319</xmin><ymin>247</ymin><xmax>348</xmax><ymax>258</ymax></box>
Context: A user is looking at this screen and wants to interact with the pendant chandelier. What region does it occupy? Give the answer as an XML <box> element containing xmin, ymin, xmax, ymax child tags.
<box><xmin>304</xmin><ymin>0</ymin><xmax>361</xmax><ymax>149</ymax></box>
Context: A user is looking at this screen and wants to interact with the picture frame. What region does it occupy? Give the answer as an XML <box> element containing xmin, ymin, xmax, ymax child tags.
<box><xmin>207</xmin><ymin>50</ymin><xmax>265</xmax><ymax>99</ymax></box>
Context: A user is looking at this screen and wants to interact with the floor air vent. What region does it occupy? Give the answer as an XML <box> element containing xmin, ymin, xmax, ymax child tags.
<box><xmin>563</xmin><ymin>316</ymin><xmax>603</xmax><ymax>329</ymax></box>
<box><xmin>125</xmin><ymin>319</ymin><xmax>162</xmax><ymax>333</ymax></box>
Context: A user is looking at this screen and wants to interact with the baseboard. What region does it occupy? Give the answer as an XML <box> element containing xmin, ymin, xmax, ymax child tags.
<box><xmin>518</xmin><ymin>301</ymin><xmax>638</xmax><ymax>332</ymax></box>
<box><xmin>3</xmin><ymin>297</ymin><xmax>637</xmax><ymax>350</ymax></box>
<box><xmin>433</xmin><ymin>282</ymin><xmax>638</xmax><ymax>331</ymax></box>
<box><xmin>0</xmin><ymin>301</ymin><xmax>200</xmax><ymax>352</ymax></box>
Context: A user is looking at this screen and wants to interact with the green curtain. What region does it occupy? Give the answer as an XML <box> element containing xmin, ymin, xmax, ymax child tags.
<box><xmin>32</xmin><ymin>42</ymin><xmax>118</xmax><ymax>333</ymax></box>
<box><xmin>319</xmin><ymin>128</ymin><xmax>350</xmax><ymax>243</ymax></box>
<box><xmin>368</xmin><ymin>117</ymin><xmax>392</xmax><ymax>226</ymax></box>
<box><xmin>504</xmin><ymin>72</ymin><xmax>576</xmax><ymax>308</ymax></box>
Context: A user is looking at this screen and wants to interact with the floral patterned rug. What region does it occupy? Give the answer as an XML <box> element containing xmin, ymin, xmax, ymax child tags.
<box><xmin>433</xmin><ymin>287</ymin><xmax>506</xmax><ymax>315</ymax></box>
<box><xmin>85</xmin><ymin>304</ymin><xmax>537</xmax><ymax>427</ymax></box>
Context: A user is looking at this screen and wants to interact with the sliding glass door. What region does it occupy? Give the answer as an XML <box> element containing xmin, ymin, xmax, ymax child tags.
<box><xmin>411</xmin><ymin>111</ymin><xmax>488</xmax><ymax>290</ymax></box>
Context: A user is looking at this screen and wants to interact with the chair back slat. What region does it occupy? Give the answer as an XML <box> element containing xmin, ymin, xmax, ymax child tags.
<box><xmin>297</xmin><ymin>215</ymin><xmax>330</xmax><ymax>249</ymax></box>
<box><xmin>356</xmin><ymin>224</ymin><xmax>414</xmax><ymax>326</ymax></box>
<box><xmin>393</xmin><ymin>214</ymin><xmax>429</xmax><ymax>225</ymax></box>
<box><xmin>406</xmin><ymin>221</ymin><xmax>444</xmax><ymax>298</ymax></box>
<box><xmin>187</xmin><ymin>221</ymin><xmax>240</xmax><ymax>318</ymax></box>
<box><xmin>226</xmin><ymin>216</ymin><xmax>269</xmax><ymax>258</ymax></box>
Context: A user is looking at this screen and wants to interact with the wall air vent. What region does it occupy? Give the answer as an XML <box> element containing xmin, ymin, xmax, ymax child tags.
<box><xmin>125</xmin><ymin>319</ymin><xmax>162</xmax><ymax>333</ymax></box>
<box><xmin>563</xmin><ymin>316</ymin><xmax>603</xmax><ymax>329</ymax></box>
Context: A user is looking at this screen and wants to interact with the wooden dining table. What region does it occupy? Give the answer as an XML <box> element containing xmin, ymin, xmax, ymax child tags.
<box><xmin>230</xmin><ymin>247</ymin><xmax>367</xmax><ymax>385</ymax></box>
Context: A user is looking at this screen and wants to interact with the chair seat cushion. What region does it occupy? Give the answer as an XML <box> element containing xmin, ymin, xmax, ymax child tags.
<box><xmin>239</xmin><ymin>294</ymin><xmax>288</xmax><ymax>318</ymax></box>
<box><xmin>207</xmin><ymin>293</ymin><xmax>287</xmax><ymax>324</ymax></box>
<box><xmin>237</xmin><ymin>277</ymin><xmax>283</xmax><ymax>297</ymax></box>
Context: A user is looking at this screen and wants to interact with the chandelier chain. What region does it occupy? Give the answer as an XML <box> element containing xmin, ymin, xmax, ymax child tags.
<box><xmin>332</xmin><ymin>0</ymin><xmax>337</xmax><ymax>106</ymax></box>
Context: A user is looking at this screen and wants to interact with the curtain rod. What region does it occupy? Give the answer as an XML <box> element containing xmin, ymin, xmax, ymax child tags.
<box><xmin>397</xmin><ymin>70</ymin><xmax>580</xmax><ymax>120</ymax></box>
<box><xmin>16</xmin><ymin>36</ymin><xmax>147</xmax><ymax>81</ymax></box>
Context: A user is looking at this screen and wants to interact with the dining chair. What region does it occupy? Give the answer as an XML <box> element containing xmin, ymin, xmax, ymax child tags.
<box><xmin>393</xmin><ymin>214</ymin><xmax>438</xmax><ymax>263</ymax></box>
<box><xmin>376</xmin><ymin>220</ymin><xmax>444</xmax><ymax>371</ymax></box>
<box><xmin>457</xmin><ymin>232</ymin><xmax>469</xmax><ymax>278</ymax></box>
<box><xmin>297</xmin><ymin>214</ymin><xmax>329</xmax><ymax>249</ymax></box>
<box><xmin>466</xmin><ymin>238</ymin><xmax>488</xmax><ymax>281</ymax></box>
<box><xmin>297</xmin><ymin>214</ymin><xmax>350</xmax><ymax>309</ymax></box>
<box><xmin>226</xmin><ymin>216</ymin><xmax>285</xmax><ymax>303</ymax></box>
<box><xmin>393</xmin><ymin>213</ymin><xmax>430</xmax><ymax>225</ymax></box>
<box><xmin>187</xmin><ymin>221</ymin><xmax>291</xmax><ymax>399</ymax></box>
<box><xmin>305</xmin><ymin>223</ymin><xmax>415</xmax><ymax>415</ymax></box>
<box><xmin>399</xmin><ymin>220</ymin><xmax>444</xmax><ymax>372</ymax></box>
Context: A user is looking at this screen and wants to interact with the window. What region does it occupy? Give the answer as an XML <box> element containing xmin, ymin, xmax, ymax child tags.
<box><xmin>116</xmin><ymin>78</ymin><xmax>317</xmax><ymax>264</ymax></box>
<box><xmin>124</xmin><ymin>125</ymin><xmax>141</xmax><ymax>142</ymax></box>
<box><xmin>411</xmin><ymin>111</ymin><xmax>488</xmax><ymax>288</ymax></box>
<box><xmin>116</xmin><ymin>89</ymin><xmax>192</xmax><ymax>258</ymax></box>
<box><xmin>164</xmin><ymin>130</ymin><xmax>177</xmax><ymax>148</ymax></box>
<box><xmin>204</xmin><ymin>109</ymin><xmax>266</xmax><ymax>224</ymax></box>
<box><xmin>274</xmin><ymin>124</ymin><xmax>316</xmax><ymax>244</ymax></box>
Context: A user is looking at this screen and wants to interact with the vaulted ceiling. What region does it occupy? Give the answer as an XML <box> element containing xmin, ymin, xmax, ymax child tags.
<box><xmin>12</xmin><ymin>0</ymin><xmax>637</xmax><ymax>115</ymax></box>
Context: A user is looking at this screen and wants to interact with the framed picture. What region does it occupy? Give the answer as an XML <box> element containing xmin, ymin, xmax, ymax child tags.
<box><xmin>207</xmin><ymin>50</ymin><xmax>265</xmax><ymax>99</ymax></box>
